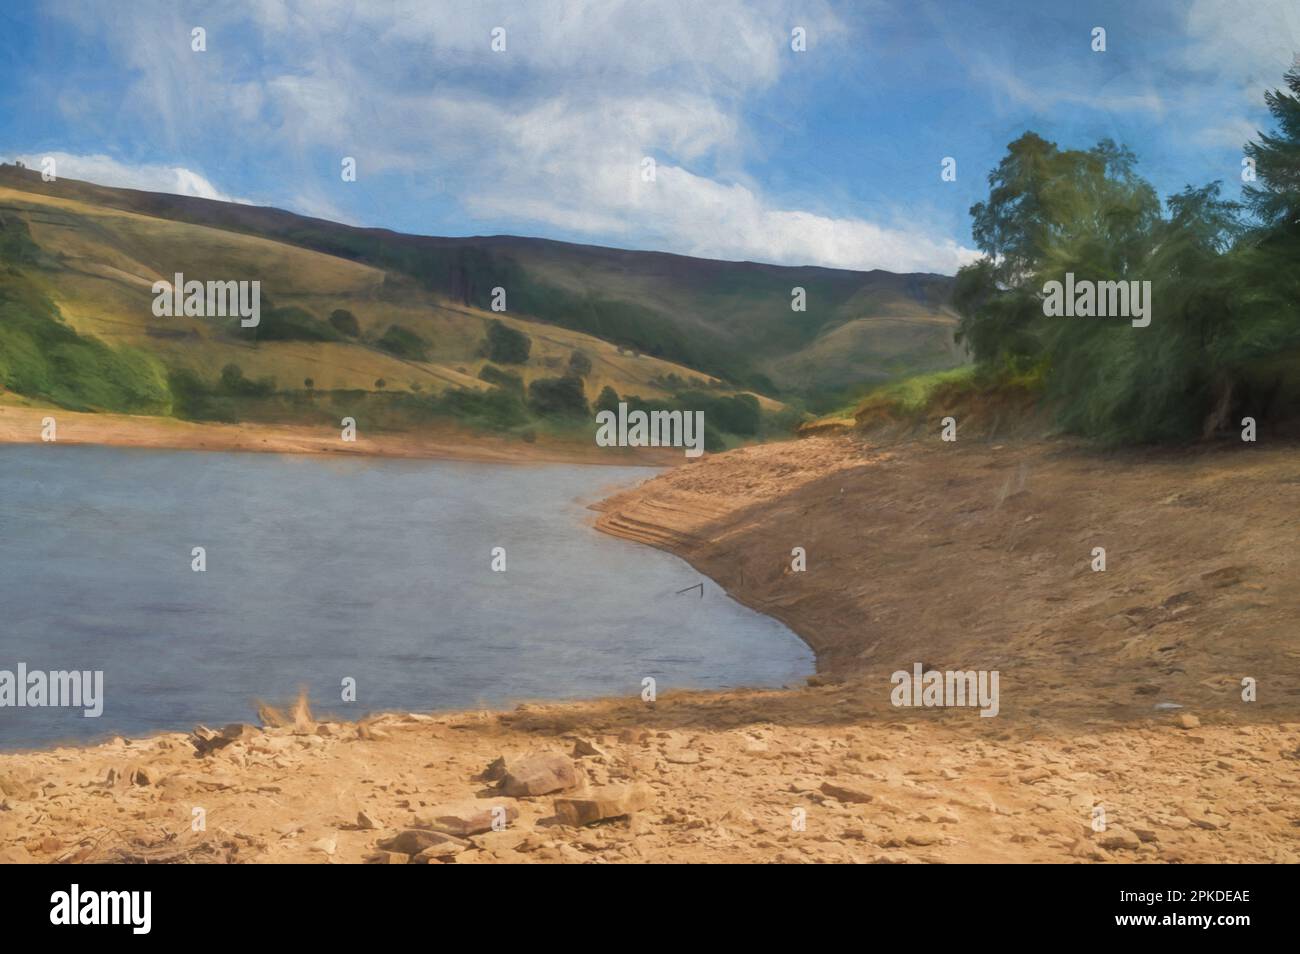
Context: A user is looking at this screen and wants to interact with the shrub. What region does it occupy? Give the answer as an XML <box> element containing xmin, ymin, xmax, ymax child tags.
<box><xmin>527</xmin><ymin>373</ymin><xmax>589</xmax><ymax>417</ymax></box>
<box><xmin>376</xmin><ymin>324</ymin><xmax>431</xmax><ymax>361</ymax></box>
<box><xmin>486</xmin><ymin>319</ymin><xmax>531</xmax><ymax>364</ymax></box>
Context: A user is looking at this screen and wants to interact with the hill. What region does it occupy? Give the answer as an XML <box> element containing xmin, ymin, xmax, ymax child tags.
<box><xmin>0</xmin><ymin>164</ymin><xmax>962</xmax><ymax>445</ymax></box>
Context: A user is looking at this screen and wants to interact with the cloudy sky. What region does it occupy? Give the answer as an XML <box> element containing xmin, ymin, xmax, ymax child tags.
<box><xmin>2</xmin><ymin>0</ymin><xmax>1297</xmax><ymax>274</ymax></box>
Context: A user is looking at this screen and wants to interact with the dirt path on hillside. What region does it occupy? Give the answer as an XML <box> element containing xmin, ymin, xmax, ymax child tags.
<box><xmin>2</xmin><ymin>433</ymin><xmax>1296</xmax><ymax>863</ymax></box>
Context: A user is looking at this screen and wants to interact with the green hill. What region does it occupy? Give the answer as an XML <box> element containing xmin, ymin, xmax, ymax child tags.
<box><xmin>0</xmin><ymin>164</ymin><xmax>962</xmax><ymax>442</ymax></box>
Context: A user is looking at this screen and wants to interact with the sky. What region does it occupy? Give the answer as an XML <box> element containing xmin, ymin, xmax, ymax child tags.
<box><xmin>2</xmin><ymin>0</ymin><xmax>1298</xmax><ymax>275</ymax></box>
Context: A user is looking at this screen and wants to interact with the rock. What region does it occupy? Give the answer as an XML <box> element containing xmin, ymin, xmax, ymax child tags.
<box><xmin>820</xmin><ymin>781</ymin><xmax>874</xmax><ymax>804</ymax></box>
<box><xmin>663</xmin><ymin>747</ymin><xmax>701</xmax><ymax>765</ymax></box>
<box><xmin>129</xmin><ymin>767</ymin><xmax>153</xmax><ymax>786</ymax></box>
<box><xmin>310</xmin><ymin>837</ymin><xmax>337</xmax><ymax>856</ymax></box>
<box><xmin>1175</xmin><ymin>713</ymin><xmax>1201</xmax><ymax>729</ymax></box>
<box><xmin>355</xmin><ymin>722</ymin><xmax>388</xmax><ymax>741</ymax></box>
<box><xmin>1097</xmin><ymin>827</ymin><xmax>1141</xmax><ymax>850</ymax></box>
<box><xmin>413</xmin><ymin>799</ymin><xmax>519</xmax><ymax>836</ymax></box>
<box><xmin>190</xmin><ymin>723</ymin><xmax>258</xmax><ymax>756</ymax></box>
<box><xmin>355</xmin><ymin>810</ymin><xmax>380</xmax><ymax>830</ymax></box>
<box><xmin>499</xmin><ymin>752</ymin><xmax>579</xmax><ymax>797</ymax></box>
<box><xmin>572</xmin><ymin>737</ymin><xmax>608</xmax><ymax>759</ymax></box>
<box><xmin>553</xmin><ymin>784</ymin><xmax>652</xmax><ymax>826</ymax></box>
<box><xmin>479</xmin><ymin>756</ymin><xmax>507</xmax><ymax>782</ymax></box>
<box><xmin>742</xmin><ymin>739</ymin><xmax>778</xmax><ymax>758</ymax></box>
<box><xmin>411</xmin><ymin>843</ymin><xmax>466</xmax><ymax>863</ymax></box>
<box><xmin>618</xmin><ymin>729</ymin><xmax>649</xmax><ymax>744</ymax></box>
<box><xmin>378</xmin><ymin>829</ymin><xmax>470</xmax><ymax>856</ymax></box>
<box><xmin>364</xmin><ymin>851</ymin><xmax>408</xmax><ymax>864</ymax></box>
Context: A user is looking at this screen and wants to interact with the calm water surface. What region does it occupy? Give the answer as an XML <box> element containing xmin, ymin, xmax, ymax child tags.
<box><xmin>0</xmin><ymin>444</ymin><xmax>812</xmax><ymax>748</ymax></box>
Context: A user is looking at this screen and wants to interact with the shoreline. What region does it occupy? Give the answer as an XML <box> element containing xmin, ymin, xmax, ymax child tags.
<box><xmin>0</xmin><ymin>403</ymin><xmax>681</xmax><ymax>467</ymax></box>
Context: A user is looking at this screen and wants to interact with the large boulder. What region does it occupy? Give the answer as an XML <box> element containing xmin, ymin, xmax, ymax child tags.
<box><xmin>500</xmin><ymin>752</ymin><xmax>579</xmax><ymax>797</ymax></box>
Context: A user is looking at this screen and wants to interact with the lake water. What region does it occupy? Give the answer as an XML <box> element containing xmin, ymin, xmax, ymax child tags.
<box><xmin>0</xmin><ymin>444</ymin><xmax>812</xmax><ymax>749</ymax></box>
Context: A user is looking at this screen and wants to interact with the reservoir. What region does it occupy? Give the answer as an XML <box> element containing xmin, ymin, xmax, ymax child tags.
<box><xmin>0</xmin><ymin>444</ymin><xmax>812</xmax><ymax>748</ymax></box>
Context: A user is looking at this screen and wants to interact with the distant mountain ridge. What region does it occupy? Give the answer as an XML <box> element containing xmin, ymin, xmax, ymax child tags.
<box><xmin>0</xmin><ymin>163</ymin><xmax>961</xmax><ymax>405</ymax></box>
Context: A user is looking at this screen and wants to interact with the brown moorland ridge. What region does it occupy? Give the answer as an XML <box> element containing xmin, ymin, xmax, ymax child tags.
<box><xmin>2</xmin><ymin>431</ymin><xmax>1296</xmax><ymax>863</ymax></box>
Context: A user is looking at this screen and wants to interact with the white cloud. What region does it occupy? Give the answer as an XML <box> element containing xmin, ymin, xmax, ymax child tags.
<box><xmin>6</xmin><ymin>152</ymin><xmax>242</xmax><ymax>202</ymax></box>
<box><xmin>43</xmin><ymin>0</ymin><xmax>976</xmax><ymax>274</ymax></box>
<box><xmin>1195</xmin><ymin>118</ymin><xmax>1262</xmax><ymax>150</ymax></box>
<box><xmin>972</xmin><ymin>58</ymin><xmax>1166</xmax><ymax>116</ymax></box>
<box><xmin>1183</xmin><ymin>0</ymin><xmax>1300</xmax><ymax>92</ymax></box>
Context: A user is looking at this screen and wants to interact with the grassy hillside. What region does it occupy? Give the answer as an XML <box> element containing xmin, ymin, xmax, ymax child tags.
<box><xmin>0</xmin><ymin>165</ymin><xmax>962</xmax><ymax>444</ymax></box>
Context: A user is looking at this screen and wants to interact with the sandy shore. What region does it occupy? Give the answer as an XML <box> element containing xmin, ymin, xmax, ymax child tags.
<box><xmin>2</xmin><ymin>431</ymin><xmax>1297</xmax><ymax>863</ymax></box>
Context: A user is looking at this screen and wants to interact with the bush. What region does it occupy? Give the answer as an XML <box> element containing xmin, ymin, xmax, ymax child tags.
<box><xmin>218</xmin><ymin>363</ymin><xmax>274</xmax><ymax>397</ymax></box>
<box><xmin>376</xmin><ymin>324</ymin><xmax>431</xmax><ymax>361</ymax></box>
<box><xmin>329</xmin><ymin>309</ymin><xmax>361</xmax><ymax>337</ymax></box>
<box><xmin>594</xmin><ymin>385</ymin><xmax>620</xmax><ymax>414</ymax></box>
<box><xmin>478</xmin><ymin>363</ymin><xmax>524</xmax><ymax>394</ymax></box>
<box><xmin>568</xmin><ymin>349</ymin><xmax>593</xmax><ymax>377</ymax></box>
<box><xmin>527</xmin><ymin>373</ymin><xmax>589</xmax><ymax>417</ymax></box>
<box><xmin>253</xmin><ymin>301</ymin><xmax>341</xmax><ymax>342</ymax></box>
<box><xmin>486</xmin><ymin>319</ymin><xmax>531</xmax><ymax>364</ymax></box>
<box><xmin>438</xmin><ymin>385</ymin><xmax>530</xmax><ymax>429</ymax></box>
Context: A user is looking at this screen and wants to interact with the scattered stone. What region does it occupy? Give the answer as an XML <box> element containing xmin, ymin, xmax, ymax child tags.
<box><xmin>663</xmin><ymin>747</ymin><xmax>701</xmax><ymax>765</ymax></box>
<box><xmin>364</xmin><ymin>851</ymin><xmax>408</xmax><ymax>864</ymax></box>
<box><xmin>310</xmin><ymin>837</ymin><xmax>337</xmax><ymax>856</ymax></box>
<box><xmin>414</xmin><ymin>799</ymin><xmax>519</xmax><ymax>836</ymax></box>
<box><xmin>1097</xmin><ymin>827</ymin><xmax>1141</xmax><ymax>850</ymax></box>
<box><xmin>190</xmin><ymin>723</ymin><xmax>258</xmax><ymax>756</ymax></box>
<box><xmin>1175</xmin><ymin>714</ymin><xmax>1201</xmax><ymax>730</ymax></box>
<box><xmin>356</xmin><ymin>810</ymin><xmax>380</xmax><ymax>830</ymax></box>
<box><xmin>572</xmin><ymin>738</ymin><xmax>608</xmax><ymax>759</ymax></box>
<box><xmin>378</xmin><ymin>829</ymin><xmax>470</xmax><ymax>856</ymax></box>
<box><xmin>500</xmin><ymin>752</ymin><xmax>579</xmax><ymax>797</ymax></box>
<box><xmin>554</xmin><ymin>784</ymin><xmax>653</xmax><ymax>826</ymax></box>
<box><xmin>820</xmin><ymin>781</ymin><xmax>874</xmax><ymax>804</ymax></box>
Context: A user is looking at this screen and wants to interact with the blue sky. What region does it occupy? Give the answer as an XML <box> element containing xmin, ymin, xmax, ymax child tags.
<box><xmin>3</xmin><ymin>0</ymin><xmax>1298</xmax><ymax>274</ymax></box>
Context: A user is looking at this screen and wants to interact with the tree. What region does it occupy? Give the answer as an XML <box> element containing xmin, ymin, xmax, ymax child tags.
<box><xmin>568</xmin><ymin>349</ymin><xmax>593</xmax><ymax>377</ymax></box>
<box><xmin>329</xmin><ymin>309</ymin><xmax>361</xmax><ymax>337</ymax></box>
<box><xmin>527</xmin><ymin>373</ymin><xmax>588</xmax><ymax>417</ymax></box>
<box><xmin>486</xmin><ymin>319</ymin><xmax>531</xmax><ymax>364</ymax></box>
<box><xmin>376</xmin><ymin>324</ymin><xmax>431</xmax><ymax>361</ymax></box>
<box><xmin>595</xmin><ymin>385</ymin><xmax>620</xmax><ymax>414</ymax></box>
